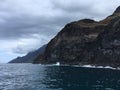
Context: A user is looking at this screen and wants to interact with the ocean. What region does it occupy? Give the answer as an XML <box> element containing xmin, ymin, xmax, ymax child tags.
<box><xmin>0</xmin><ymin>64</ymin><xmax>120</xmax><ymax>90</ymax></box>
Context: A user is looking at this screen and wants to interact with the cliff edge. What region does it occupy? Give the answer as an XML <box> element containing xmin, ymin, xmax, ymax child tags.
<box><xmin>33</xmin><ymin>6</ymin><xmax>120</xmax><ymax>67</ymax></box>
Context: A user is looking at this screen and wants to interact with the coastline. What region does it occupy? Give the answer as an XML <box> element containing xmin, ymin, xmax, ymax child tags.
<box><xmin>36</xmin><ymin>63</ymin><xmax>120</xmax><ymax>70</ymax></box>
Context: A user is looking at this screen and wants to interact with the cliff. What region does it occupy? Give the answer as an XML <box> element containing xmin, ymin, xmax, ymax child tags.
<box><xmin>33</xmin><ymin>6</ymin><xmax>120</xmax><ymax>67</ymax></box>
<box><xmin>9</xmin><ymin>45</ymin><xmax>46</xmax><ymax>63</ymax></box>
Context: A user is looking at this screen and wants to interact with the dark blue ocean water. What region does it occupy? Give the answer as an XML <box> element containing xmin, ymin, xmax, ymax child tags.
<box><xmin>0</xmin><ymin>64</ymin><xmax>120</xmax><ymax>90</ymax></box>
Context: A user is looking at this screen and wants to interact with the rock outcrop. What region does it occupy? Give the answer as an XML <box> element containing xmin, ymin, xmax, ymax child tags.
<box><xmin>33</xmin><ymin>6</ymin><xmax>120</xmax><ymax>67</ymax></box>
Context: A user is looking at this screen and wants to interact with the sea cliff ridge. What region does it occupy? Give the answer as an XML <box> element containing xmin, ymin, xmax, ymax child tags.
<box><xmin>33</xmin><ymin>6</ymin><xmax>120</xmax><ymax>67</ymax></box>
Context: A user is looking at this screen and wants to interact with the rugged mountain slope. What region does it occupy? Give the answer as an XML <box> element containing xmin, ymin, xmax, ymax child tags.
<box><xmin>34</xmin><ymin>6</ymin><xmax>120</xmax><ymax>67</ymax></box>
<box><xmin>34</xmin><ymin>19</ymin><xmax>105</xmax><ymax>64</ymax></box>
<box><xmin>91</xmin><ymin>17</ymin><xmax>120</xmax><ymax>67</ymax></box>
<box><xmin>9</xmin><ymin>45</ymin><xmax>46</xmax><ymax>63</ymax></box>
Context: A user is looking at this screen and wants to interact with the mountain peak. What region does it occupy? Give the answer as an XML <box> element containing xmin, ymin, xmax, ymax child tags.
<box><xmin>78</xmin><ymin>19</ymin><xmax>96</xmax><ymax>23</ymax></box>
<box><xmin>113</xmin><ymin>6</ymin><xmax>120</xmax><ymax>14</ymax></box>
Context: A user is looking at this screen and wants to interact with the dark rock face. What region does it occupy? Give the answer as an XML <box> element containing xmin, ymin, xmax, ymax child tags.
<box><xmin>9</xmin><ymin>45</ymin><xmax>46</xmax><ymax>63</ymax></box>
<box><xmin>114</xmin><ymin>6</ymin><xmax>120</xmax><ymax>14</ymax></box>
<box><xmin>33</xmin><ymin>6</ymin><xmax>120</xmax><ymax>67</ymax></box>
<box><xmin>90</xmin><ymin>18</ymin><xmax>120</xmax><ymax>67</ymax></box>
<box><xmin>33</xmin><ymin>19</ymin><xmax>105</xmax><ymax>64</ymax></box>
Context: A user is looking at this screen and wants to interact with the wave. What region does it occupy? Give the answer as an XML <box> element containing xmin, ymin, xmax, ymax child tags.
<box><xmin>37</xmin><ymin>63</ymin><xmax>120</xmax><ymax>70</ymax></box>
<box><xmin>72</xmin><ymin>65</ymin><xmax>117</xmax><ymax>70</ymax></box>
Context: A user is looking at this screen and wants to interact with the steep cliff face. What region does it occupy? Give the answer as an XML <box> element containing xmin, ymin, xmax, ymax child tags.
<box><xmin>91</xmin><ymin>17</ymin><xmax>120</xmax><ymax>67</ymax></box>
<box><xmin>34</xmin><ymin>19</ymin><xmax>105</xmax><ymax>64</ymax></box>
<box><xmin>34</xmin><ymin>6</ymin><xmax>120</xmax><ymax>67</ymax></box>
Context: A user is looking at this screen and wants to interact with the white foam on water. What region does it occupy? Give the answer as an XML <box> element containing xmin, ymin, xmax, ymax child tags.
<box><xmin>55</xmin><ymin>62</ymin><xmax>60</xmax><ymax>66</ymax></box>
<box><xmin>83</xmin><ymin>65</ymin><xmax>94</xmax><ymax>68</ymax></box>
<box><xmin>38</xmin><ymin>63</ymin><xmax>118</xmax><ymax>70</ymax></box>
<box><xmin>49</xmin><ymin>62</ymin><xmax>60</xmax><ymax>66</ymax></box>
<box><xmin>71</xmin><ymin>65</ymin><xmax>116</xmax><ymax>70</ymax></box>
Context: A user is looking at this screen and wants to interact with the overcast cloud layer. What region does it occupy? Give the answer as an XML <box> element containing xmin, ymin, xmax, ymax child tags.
<box><xmin>0</xmin><ymin>0</ymin><xmax>120</xmax><ymax>63</ymax></box>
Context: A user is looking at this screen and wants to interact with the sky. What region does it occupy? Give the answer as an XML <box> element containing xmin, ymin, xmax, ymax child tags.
<box><xmin>0</xmin><ymin>0</ymin><xmax>120</xmax><ymax>63</ymax></box>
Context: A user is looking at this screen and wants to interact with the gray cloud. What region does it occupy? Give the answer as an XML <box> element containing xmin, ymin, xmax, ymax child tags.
<box><xmin>0</xmin><ymin>0</ymin><xmax>119</xmax><ymax>55</ymax></box>
<box><xmin>0</xmin><ymin>14</ymin><xmax>72</xmax><ymax>40</ymax></box>
<box><xmin>51</xmin><ymin>0</ymin><xmax>120</xmax><ymax>20</ymax></box>
<box><xmin>0</xmin><ymin>0</ymin><xmax>119</xmax><ymax>40</ymax></box>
